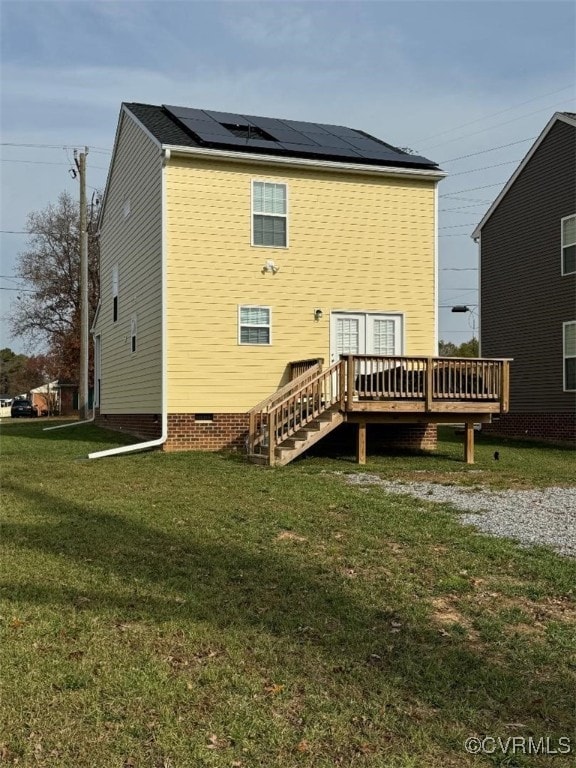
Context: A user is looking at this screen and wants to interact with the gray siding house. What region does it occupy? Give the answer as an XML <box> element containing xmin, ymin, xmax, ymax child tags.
<box><xmin>473</xmin><ymin>112</ymin><xmax>575</xmax><ymax>445</ymax></box>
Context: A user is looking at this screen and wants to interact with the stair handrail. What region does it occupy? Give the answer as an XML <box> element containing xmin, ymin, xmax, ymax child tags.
<box><xmin>266</xmin><ymin>360</ymin><xmax>343</xmax><ymax>454</ymax></box>
<box><xmin>267</xmin><ymin>360</ymin><xmax>342</xmax><ymax>418</ymax></box>
<box><xmin>248</xmin><ymin>360</ymin><xmax>342</xmax><ymax>457</ymax></box>
<box><xmin>248</xmin><ymin>362</ymin><xmax>323</xmax><ymax>416</ymax></box>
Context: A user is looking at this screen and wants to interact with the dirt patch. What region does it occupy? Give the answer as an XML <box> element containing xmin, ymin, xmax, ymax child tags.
<box><xmin>276</xmin><ymin>531</ymin><xmax>307</xmax><ymax>543</ymax></box>
<box><xmin>430</xmin><ymin>596</ymin><xmax>482</xmax><ymax>643</ymax></box>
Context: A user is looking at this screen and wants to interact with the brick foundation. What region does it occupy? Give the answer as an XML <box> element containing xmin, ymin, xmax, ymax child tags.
<box><xmin>164</xmin><ymin>413</ymin><xmax>248</xmax><ymax>452</ymax></box>
<box><xmin>307</xmin><ymin>422</ymin><xmax>437</xmax><ymax>457</ymax></box>
<box><xmin>482</xmin><ymin>413</ymin><xmax>576</xmax><ymax>446</ymax></box>
<box><xmin>95</xmin><ymin>411</ymin><xmax>248</xmax><ymax>451</ymax></box>
<box><xmin>95</xmin><ymin>411</ymin><xmax>437</xmax><ymax>457</ymax></box>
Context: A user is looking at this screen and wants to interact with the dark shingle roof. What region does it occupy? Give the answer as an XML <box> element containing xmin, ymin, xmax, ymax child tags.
<box><xmin>125</xmin><ymin>102</ymin><xmax>439</xmax><ymax>171</ymax></box>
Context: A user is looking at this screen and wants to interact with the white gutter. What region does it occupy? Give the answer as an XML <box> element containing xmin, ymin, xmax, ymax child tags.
<box><xmin>165</xmin><ymin>144</ymin><xmax>446</xmax><ymax>182</ymax></box>
<box><xmin>87</xmin><ymin>148</ymin><xmax>169</xmax><ymax>459</ymax></box>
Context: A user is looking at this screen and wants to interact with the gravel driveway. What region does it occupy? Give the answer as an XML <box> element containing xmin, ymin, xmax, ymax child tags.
<box><xmin>344</xmin><ymin>474</ymin><xmax>576</xmax><ymax>558</ymax></box>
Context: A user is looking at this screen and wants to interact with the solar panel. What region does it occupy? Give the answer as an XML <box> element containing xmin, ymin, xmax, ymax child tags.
<box><xmin>161</xmin><ymin>104</ymin><xmax>438</xmax><ymax>168</ymax></box>
<box><xmin>164</xmin><ymin>105</ymin><xmax>213</xmax><ymax>122</ymax></box>
<box><xmin>204</xmin><ymin>110</ymin><xmax>257</xmax><ymax>126</ymax></box>
<box><xmin>279</xmin><ymin>143</ymin><xmax>361</xmax><ymax>159</ymax></box>
<box><xmin>242</xmin><ymin>139</ymin><xmax>282</xmax><ymax>150</ymax></box>
<box><xmin>178</xmin><ymin>118</ymin><xmax>231</xmax><ymax>136</ymax></box>
<box><xmin>263</xmin><ymin>129</ymin><xmax>319</xmax><ymax>145</ymax></box>
<box><xmin>297</xmin><ymin>132</ymin><xmax>357</xmax><ymax>150</ymax></box>
<box><xmin>316</xmin><ymin>124</ymin><xmax>365</xmax><ymax>138</ymax></box>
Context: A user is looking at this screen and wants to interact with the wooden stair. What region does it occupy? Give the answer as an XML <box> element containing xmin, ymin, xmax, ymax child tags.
<box><xmin>272</xmin><ymin>405</ymin><xmax>344</xmax><ymax>466</ymax></box>
<box><xmin>247</xmin><ymin>360</ymin><xmax>344</xmax><ymax>467</ymax></box>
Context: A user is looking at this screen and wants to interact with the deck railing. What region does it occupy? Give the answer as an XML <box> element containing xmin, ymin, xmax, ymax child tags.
<box><xmin>289</xmin><ymin>357</ymin><xmax>324</xmax><ymax>380</ymax></box>
<box><xmin>247</xmin><ymin>355</ymin><xmax>511</xmax><ymax>458</ymax></box>
<box><xmin>349</xmin><ymin>355</ymin><xmax>510</xmax><ymax>408</ymax></box>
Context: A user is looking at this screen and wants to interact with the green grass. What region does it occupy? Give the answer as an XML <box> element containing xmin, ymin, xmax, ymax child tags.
<box><xmin>1</xmin><ymin>421</ymin><xmax>575</xmax><ymax>767</ymax></box>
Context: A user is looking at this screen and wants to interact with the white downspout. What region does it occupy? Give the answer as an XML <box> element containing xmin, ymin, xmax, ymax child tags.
<box><xmin>44</xmin><ymin>412</ymin><xmax>95</xmax><ymax>431</ymax></box>
<box><xmin>87</xmin><ymin>149</ymin><xmax>170</xmax><ymax>459</ymax></box>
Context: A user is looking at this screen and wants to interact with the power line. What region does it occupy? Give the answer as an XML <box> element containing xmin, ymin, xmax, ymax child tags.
<box><xmin>440</xmin><ymin>196</ymin><xmax>494</xmax><ymax>203</ymax></box>
<box><xmin>1</xmin><ymin>159</ymin><xmax>108</xmax><ymax>170</ymax></box>
<box><xmin>0</xmin><ymin>142</ymin><xmax>112</xmax><ymax>154</ymax></box>
<box><xmin>413</xmin><ymin>85</ymin><xmax>574</xmax><ymax>145</ymax></box>
<box><xmin>448</xmin><ymin>158</ymin><xmax>523</xmax><ymax>177</ymax></box>
<box><xmin>440</xmin><ymin>204</ymin><xmax>491</xmax><ymax>212</ymax></box>
<box><xmin>440</xmin><ymin>180</ymin><xmax>508</xmax><ymax>198</ymax></box>
<box><xmin>0</xmin><ymin>286</ymin><xmax>37</xmax><ymax>293</ymax></box>
<box><xmin>439</xmin><ymin>223</ymin><xmax>479</xmax><ymax>230</ymax></box>
<box><xmin>439</xmin><ymin>136</ymin><xmax>537</xmax><ymax>164</ymax></box>
<box><xmin>422</xmin><ymin>98</ymin><xmax>574</xmax><ymax>151</ymax></box>
<box><xmin>0</xmin><ymin>230</ymin><xmax>28</xmax><ymax>234</ymax></box>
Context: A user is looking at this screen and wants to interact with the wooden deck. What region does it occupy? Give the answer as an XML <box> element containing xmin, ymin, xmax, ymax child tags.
<box><xmin>248</xmin><ymin>355</ymin><xmax>511</xmax><ymax>466</ymax></box>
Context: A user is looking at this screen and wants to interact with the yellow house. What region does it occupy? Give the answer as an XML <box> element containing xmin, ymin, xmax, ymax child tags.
<box><xmin>92</xmin><ymin>103</ymin><xmax>510</xmax><ymax>464</ymax></box>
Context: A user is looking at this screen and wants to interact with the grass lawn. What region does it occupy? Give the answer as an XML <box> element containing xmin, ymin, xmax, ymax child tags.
<box><xmin>1</xmin><ymin>421</ymin><xmax>575</xmax><ymax>767</ymax></box>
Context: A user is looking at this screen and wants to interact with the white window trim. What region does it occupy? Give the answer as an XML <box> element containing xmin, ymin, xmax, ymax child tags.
<box><xmin>563</xmin><ymin>320</ymin><xmax>576</xmax><ymax>392</ymax></box>
<box><xmin>94</xmin><ymin>334</ymin><xmax>101</xmax><ymax>408</ymax></box>
<box><xmin>561</xmin><ymin>214</ymin><xmax>576</xmax><ymax>276</ymax></box>
<box><xmin>238</xmin><ymin>305</ymin><xmax>272</xmax><ymax>345</ymax></box>
<box><xmin>329</xmin><ymin>310</ymin><xmax>405</xmax><ymax>363</ymax></box>
<box><xmin>112</xmin><ymin>264</ymin><xmax>119</xmax><ymax>323</ymax></box>
<box><xmin>251</xmin><ymin>180</ymin><xmax>289</xmax><ymax>248</ymax></box>
<box><xmin>130</xmin><ymin>314</ymin><xmax>137</xmax><ymax>354</ymax></box>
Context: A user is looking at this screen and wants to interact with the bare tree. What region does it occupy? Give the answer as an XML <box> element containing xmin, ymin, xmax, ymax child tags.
<box><xmin>9</xmin><ymin>192</ymin><xmax>100</xmax><ymax>381</ymax></box>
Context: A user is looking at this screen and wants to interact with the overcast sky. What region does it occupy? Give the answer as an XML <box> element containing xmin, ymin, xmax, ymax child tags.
<box><xmin>1</xmin><ymin>0</ymin><xmax>575</xmax><ymax>353</ymax></box>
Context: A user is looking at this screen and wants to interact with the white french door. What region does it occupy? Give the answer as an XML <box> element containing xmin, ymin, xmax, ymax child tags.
<box><xmin>330</xmin><ymin>312</ymin><xmax>403</xmax><ymax>363</ymax></box>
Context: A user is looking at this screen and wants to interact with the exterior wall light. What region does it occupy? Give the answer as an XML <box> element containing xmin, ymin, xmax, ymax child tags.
<box><xmin>262</xmin><ymin>259</ymin><xmax>279</xmax><ymax>275</ymax></box>
<box><xmin>314</xmin><ymin>308</ymin><xmax>323</xmax><ymax>321</ymax></box>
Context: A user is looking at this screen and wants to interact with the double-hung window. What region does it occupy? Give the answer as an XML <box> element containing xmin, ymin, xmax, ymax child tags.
<box><xmin>239</xmin><ymin>306</ymin><xmax>271</xmax><ymax>345</ymax></box>
<box><xmin>563</xmin><ymin>321</ymin><xmax>576</xmax><ymax>392</ymax></box>
<box><xmin>112</xmin><ymin>265</ymin><xmax>119</xmax><ymax>322</ymax></box>
<box><xmin>561</xmin><ymin>215</ymin><xmax>576</xmax><ymax>275</ymax></box>
<box><xmin>252</xmin><ymin>181</ymin><xmax>287</xmax><ymax>247</ymax></box>
<box><xmin>130</xmin><ymin>315</ymin><xmax>137</xmax><ymax>354</ymax></box>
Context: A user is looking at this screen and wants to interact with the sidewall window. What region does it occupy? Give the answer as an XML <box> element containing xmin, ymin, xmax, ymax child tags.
<box><xmin>561</xmin><ymin>215</ymin><xmax>576</xmax><ymax>275</ymax></box>
<box><xmin>563</xmin><ymin>321</ymin><xmax>576</xmax><ymax>391</ymax></box>
<box><xmin>252</xmin><ymin>181</ymin><xmax>287</xmax><ymax>247</ymax></box>
<box><xmin>239</xmin><ymin>306</ymin><xmax>271</xmax><ymax>345</ymax></box>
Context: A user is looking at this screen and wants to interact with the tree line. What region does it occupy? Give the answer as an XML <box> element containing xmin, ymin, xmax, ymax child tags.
<box><xmin>4</xmin><ymin>191</ymin><xmax>100</xmax><ymax>392</ymax></box>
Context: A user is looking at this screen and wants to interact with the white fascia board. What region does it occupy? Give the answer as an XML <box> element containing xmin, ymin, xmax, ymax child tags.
<box><xmin>163</xmin><ymin>144</ymin><xmax>446</xmax><ymax>182</ymax></box>
<box><xmin>97</xmin><ymin>104</ymin><xmax>163</xmax><ymax>232</ymax></box>
<box><xmin>90</xmin><ymin>298</ymin><xmax>101</xmax><ymax>334</ymax></box>
<box><xmin>472</xmin><ymin>112</ymin><xmax>576</xmax><ymax>239</ymax></box>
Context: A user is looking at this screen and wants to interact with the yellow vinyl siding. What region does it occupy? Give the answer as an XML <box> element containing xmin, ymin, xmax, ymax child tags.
<box><xmin>166</xmin><ymin>156</ymin><xmax>436</xmax><ymax>413</ymax></box>
<box><xmin>96</xmin><ymin>112</ymin><xmax>162</xmax><ymax>413</ymax></box>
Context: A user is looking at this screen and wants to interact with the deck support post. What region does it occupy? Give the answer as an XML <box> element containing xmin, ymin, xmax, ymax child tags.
<box><xmin>339</xmin><ymin>358</ymin><xmax>346</xmax><ymax>411</ymax></box>
<box><xmin>356</xmin><ymin>420</ymin><xmax>367</xmax><ymax>465</ymax></box>
<box><xmin>268</xmin><ymin>411</ymin><xmax>275</xmax><ymax>466</ymax></box>
<box><xmin>347</xmin><ymin>355</ymin><xmax>355</xmax><ymax>409</ymax></box>
<box><xmin>464</xmin><ymin>420</ymin><xmax>475</xmax><ymax>464</ymax></box>
<box><xmin>425</xmin><ymin>358</ymin><xmax>434</xmax><ymax>411</ymax></box>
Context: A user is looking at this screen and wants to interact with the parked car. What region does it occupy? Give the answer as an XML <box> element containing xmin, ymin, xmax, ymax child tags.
<box><xmin>10</xmin><ymin>399</ymin><xmax>38</xmax><ymax>418</ymax></box>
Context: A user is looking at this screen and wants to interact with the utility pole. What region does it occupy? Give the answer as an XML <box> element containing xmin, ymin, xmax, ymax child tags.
<box><xmin>75</xmin><ymin>147</ymin><xmax>89</xmax><ymax>419</ymax></box>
